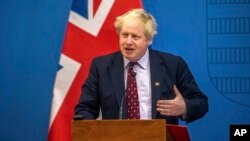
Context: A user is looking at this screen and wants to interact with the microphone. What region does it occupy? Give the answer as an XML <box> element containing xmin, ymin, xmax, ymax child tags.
<box><xmin>119</xmin><ymin>96</ymin><xmax>125</xmax><ymax>119</ymax></box>
<box><xmin>119</xmin><ymin>70</ymin><xmax>136</xmax><ymax>119</ymax></box>
<box><xmin>131</xmin><ymin>70</ymin><xmax>136</xmax><ymax>77</ymax></box>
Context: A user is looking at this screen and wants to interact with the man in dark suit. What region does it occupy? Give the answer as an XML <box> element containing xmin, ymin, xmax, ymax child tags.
<box><xmin>74</xmin><ymin>9</ymin><xmax>208</xmax><ymax>124</ymax></box>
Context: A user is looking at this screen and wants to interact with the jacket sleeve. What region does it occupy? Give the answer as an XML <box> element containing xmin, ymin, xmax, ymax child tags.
<box><xmin>176</xmin><ymin>57</ymin><xmax>209</xmax><ymax>123</ymax></box>
<box><xmin>74</xmin><ymin>59</ymin><xmax>100</xmax><ymax>119</ymax></box>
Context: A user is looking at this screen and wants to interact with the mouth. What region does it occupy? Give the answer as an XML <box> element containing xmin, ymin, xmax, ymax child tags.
<box><xmin>124</xmin><ymin>47</ymin><xmax>135</xmax><ymax>52</ymax></box>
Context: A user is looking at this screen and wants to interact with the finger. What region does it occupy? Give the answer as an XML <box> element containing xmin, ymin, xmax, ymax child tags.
<box><xmin>157</xmin><ymin>108</ymin><xmax>173</xmax><ymax>116</ymax></box>
<box><xmin>156</xmin><ymin>104</ymin><xmax>174</xmax><ymax>111</ymax></box>
<box><xmin>160</xmin><ymin>111</ymin><xmax>170</xmax><ymax>116</ymax></box>
<box><xmin>156</xmin><ymin>108</ymin><xmax>170</xmax><ymax>113</ymax></box>
<box><xmin>157</xmin><ymin>100</ymin><xmax>174</xmax><ymax>105</ymax></box>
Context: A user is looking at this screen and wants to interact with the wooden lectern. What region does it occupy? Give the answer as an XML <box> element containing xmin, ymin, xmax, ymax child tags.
<box><xmin>72</xmin><ymin>120</ymin><xmax>189</xmax><ymax>141</ymax></box>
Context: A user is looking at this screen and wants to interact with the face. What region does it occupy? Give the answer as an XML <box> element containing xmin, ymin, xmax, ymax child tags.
<box><xmin>119</xmin><ymin>20</ymin><xmax>151</xmax><ymax>61</ymax></box>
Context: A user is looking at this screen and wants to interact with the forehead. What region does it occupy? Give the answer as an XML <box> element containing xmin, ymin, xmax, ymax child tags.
<box><xmin>121</xmin><ymin>19</ymin><xmax>144</xmax><ymax>33</ymax></box>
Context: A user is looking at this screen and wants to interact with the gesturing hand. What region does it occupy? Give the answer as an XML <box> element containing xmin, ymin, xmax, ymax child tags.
<box><xmin>156</xmin><ymin>85</ymin><xmax>187</xmax><ymax>117</ymax></box>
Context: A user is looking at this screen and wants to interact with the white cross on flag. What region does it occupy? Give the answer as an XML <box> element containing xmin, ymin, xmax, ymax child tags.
<box><xmin>48</xmin><ymin>0</ymin><xmax>142</xmax><ymax>141</ymax></box>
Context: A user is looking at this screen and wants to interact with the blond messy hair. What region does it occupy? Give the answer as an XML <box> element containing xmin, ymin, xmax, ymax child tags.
<box><xmin>114</xmin><ymin>9</ymin><xmax>157</xmax><ymax>40</ymax></box>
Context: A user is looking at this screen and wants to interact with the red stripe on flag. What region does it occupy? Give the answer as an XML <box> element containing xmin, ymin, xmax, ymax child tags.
<box><xmin>94</xmin><ymin>0</ymin><xmax>101</xmax><ymax>16</ymax></box>
<box><xmin>48</xmin><ymin>1</ymin><xmax>143</xmax><ymax>141</ymax></box>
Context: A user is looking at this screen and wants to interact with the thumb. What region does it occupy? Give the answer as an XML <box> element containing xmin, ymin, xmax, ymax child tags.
<box><xmin>173</xmin><ymin>85</ymin><xmax>181</xmax><ymax>96</ymax></box>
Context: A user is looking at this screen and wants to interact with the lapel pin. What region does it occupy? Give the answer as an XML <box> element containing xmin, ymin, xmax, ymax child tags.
<box><xmin>155</xmin><ymin>82</ymin><xmax>160</xmax><ymax>86</ymax></box>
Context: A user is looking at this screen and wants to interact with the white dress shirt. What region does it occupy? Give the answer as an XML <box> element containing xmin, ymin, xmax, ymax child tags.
<box><xmin>124</xmin><ymin>49</ymin><xmax>152</xmax><ymax>119</ymax></box>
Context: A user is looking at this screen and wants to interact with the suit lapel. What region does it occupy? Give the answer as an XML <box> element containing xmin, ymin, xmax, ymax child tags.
<box><xmin>108</xmin><ymin>53</ymin><xmax>126</xmax><ymax>117</ymax></box>
<box><xmin>149</xmin><ymin>51</ymin><xmax>166</xmax><ymax>119</ymax></box>
<box><xmin>108</xmin><ymin>50</ymin><xmax>172</xmax><ymax>119</ymax></box>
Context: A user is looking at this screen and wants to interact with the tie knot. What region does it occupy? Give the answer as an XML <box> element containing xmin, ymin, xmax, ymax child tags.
<box><xmin>128</xmin><ymin>62</ymin><xmax>137</xmax><ymax>67</ymax></box>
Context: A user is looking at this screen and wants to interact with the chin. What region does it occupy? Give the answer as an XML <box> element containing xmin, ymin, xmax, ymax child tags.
<box><xmin>124</xmin><ymin>56</ymin><xmax>134</xmax><ymax>61</ymax></box>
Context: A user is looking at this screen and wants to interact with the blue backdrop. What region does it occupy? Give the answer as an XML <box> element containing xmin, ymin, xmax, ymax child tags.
<box><xmin>0</xmin><ymin>0</ymin><xmax>72</xmax><ymax>141</ymax></box>
<box><xmin>0</xmin><ymin>0</ymin><xmax>249</xmax><ymax>141</ymax></box>
<box><xmin>143</xmin><ymin>0</ymin><xmax>250</xmax><ymax>141</ymax></box>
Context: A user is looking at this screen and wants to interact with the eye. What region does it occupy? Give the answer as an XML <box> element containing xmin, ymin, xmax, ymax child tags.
<box><xmin>121</xmin><ymin>33</ymin><xmax>128</xmax><ymax>38</ymax></box>
<box><xmin>132</xmin><ymin>35</ymin><xmax>140</xmax><ymax>40</ymax></box>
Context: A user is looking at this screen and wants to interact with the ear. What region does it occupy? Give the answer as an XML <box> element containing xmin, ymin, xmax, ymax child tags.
<box><xmin>148</xmin><ymin>40</ymin><xmax>152</xmax><ymax>46</ymax></box>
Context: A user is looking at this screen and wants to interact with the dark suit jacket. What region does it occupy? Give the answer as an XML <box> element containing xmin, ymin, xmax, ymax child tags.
<box><xmin>75</xmin><ymin>49</ymin><xmax>208</xmax><ymax>124</ymax></box>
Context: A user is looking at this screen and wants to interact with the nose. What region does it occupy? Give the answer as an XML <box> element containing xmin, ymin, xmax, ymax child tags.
<box><xmin>125</xmin><ymin>35</ymin><xmax>133</xmax><ymax>44</ymax></box>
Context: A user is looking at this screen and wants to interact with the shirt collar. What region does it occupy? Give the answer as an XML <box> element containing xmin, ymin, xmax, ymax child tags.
<box><xmin>123</xmin><ymin>48</ymin><xmax>149</xmax><ymax>69</ymax></box>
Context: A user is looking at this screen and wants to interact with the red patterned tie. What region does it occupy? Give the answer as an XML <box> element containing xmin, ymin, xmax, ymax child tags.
<box><xmin>126</xmin><ymin>62</ymin><xmax>140</xmax><ymax>119</ymax></box>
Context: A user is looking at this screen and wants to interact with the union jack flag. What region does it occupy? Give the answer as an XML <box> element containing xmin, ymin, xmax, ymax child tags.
<box><xmin>48</xmin><ymin>0</ymin><xmax>142</xmax><ymax>140</ymax></box>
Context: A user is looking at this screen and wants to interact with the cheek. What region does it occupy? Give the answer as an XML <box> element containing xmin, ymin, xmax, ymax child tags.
<box><xmin>119</xmin><ymin>38</ymin><xmax>125</xmax><ymax>46</ymax></box>
<box><xmin>137</xmin><ymin>44</ymin><xmax>148</xmax><ymax>54</ymax></box>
